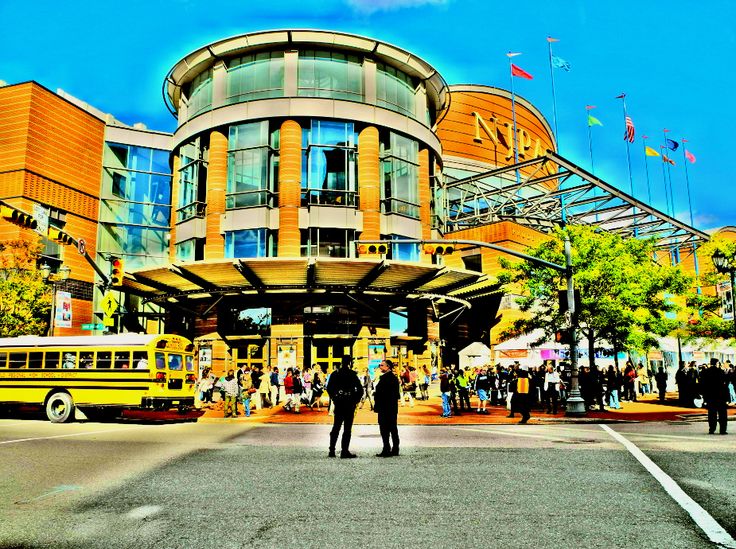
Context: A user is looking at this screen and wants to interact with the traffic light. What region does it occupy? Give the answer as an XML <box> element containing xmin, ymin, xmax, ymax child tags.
<box><xmin>110</xmin><ymin>258</ymin><xmax>125</xmax><ymax>286</ymax></box>
<box><xmin>1</xmin><ymin>205</ymin><xmax>37</xmax><ymax>230</ymax></box>
<box><xmin>357</xmin><ymin>242</ymin><xmax>389</xmax><ymax>255</ymax></box>
<box><xmin>555</xmin><ymin>328</ymin><xmax>572</xmax><ymax>345</ymax></box>
<box><xmin>423</xmin><ymin>243</ymin><xmax>454</xmax><ymax>255</ymax></box>
<box><xmin>48</xmin><ymin>228</ymin><xmax>75</xmax><ymax>245</ymax></box>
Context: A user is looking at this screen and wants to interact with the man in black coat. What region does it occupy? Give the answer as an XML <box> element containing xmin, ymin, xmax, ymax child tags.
<box><xmin>374</xmin><ymin>359</ymin><xmax>401</xmax><ymax>457</ymax></box>
<box><xmin>701</xmin><ymin>358</ymin><xmax>729</xmax><ymax>435</ymax></box>
<box><xmin>326</xmin><ymin>355</ymin><xmax>363</xmax><ymax>458</ymax></box>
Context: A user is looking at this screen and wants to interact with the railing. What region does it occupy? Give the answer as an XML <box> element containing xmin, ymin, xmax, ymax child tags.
<box><xmin>176</xmin><ymin>201</ymin><xmax>207</xmax><ymax>223</ymax></box>
<box><xmin>301</xmin><ymin>189</ymin><xmax>359</xmax><ymax>208</ymax></box>
<box><xmin>381</xmin><ymin>197</ymin><xmax>420</xmax><ymax>219</ymax></box>
<box><xmin>225</xmin><ymin>189</ymin><xmax>276</xmax><ymax>209</ymax></box>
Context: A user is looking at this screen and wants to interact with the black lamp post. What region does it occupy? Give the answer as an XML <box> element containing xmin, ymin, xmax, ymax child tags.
<box><xmin>711</xmin><ymin>250</ymin><xmax>736</xmax><ymax>339</ymax></box>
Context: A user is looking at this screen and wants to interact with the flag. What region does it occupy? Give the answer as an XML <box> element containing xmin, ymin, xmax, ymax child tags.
<box><xmin>547</xmin><ymin>37</ymin><xmax>560</xmax><ymax>43</ymax></box>
<box><xmin>662</xmin><ymin>154</ymin><xmax>676</xmax><ymax>166</ymax></box>
<box><xmin>685</xmin><ymin>150</ymin><xmax>696</xmax><ymax>163</ymax></box>
<box><xmin>587</xmin><ymin>114</ymin><xmax>603</xmax><ymax>127</ymax></box>
<box><xmin>624</xmin><ymin>116</ymin><xmax>635</xmax><ymax>142</ymax></box>
<box><xmin>665</xmin><ymin>138</ymin><xmax>679</xmax><ymax>151</ymax></box>
<box><xmin>511</xmin><ymin>63</ymin><xmax>533</xmax><ymax>79</ymax></box>
<box><xmin>645</xmin><ymin>146</ymin><xmax>660</xmax><ymax>157</ymax></box>
<box><xmin>551</xmin><ymin>56</ymin><xmax>571</xmax><ymax>71</ymax></box>
<box><xmin>506</xmin><ymin>52</ymin><xmax>522</xmax><ymax>58</ymax></box>
<box><xmin>585</xmin><ymin>105</ymin><xmax>596</xmax><ymax>110</ymax></box>
<box><xmin>615</xmin><ymin>93</ymin><xmax>626</xmax><ymax>99</ymax></box>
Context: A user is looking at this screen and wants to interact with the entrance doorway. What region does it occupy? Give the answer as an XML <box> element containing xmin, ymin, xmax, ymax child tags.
<box><xmin>309</xmin><ymin>339</ymin><xmax>352</xmax><ymax>373</ymax></box>
<box><xmin>233</xmin><ymin>341</ymin><xmax>267</xmax><ymax>371</ymax></box>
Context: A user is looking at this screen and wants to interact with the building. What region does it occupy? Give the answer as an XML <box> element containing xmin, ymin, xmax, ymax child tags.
<box><xmin>0</xmin><ymin>29</ymin><xmax>721</xmax><ymax>374</ymax></box>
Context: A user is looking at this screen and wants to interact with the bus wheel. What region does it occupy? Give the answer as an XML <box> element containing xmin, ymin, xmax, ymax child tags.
<box><xmin>46</xmin><ymin>392</ymin><xmax>75</xmax><ymax>423</ymax></box>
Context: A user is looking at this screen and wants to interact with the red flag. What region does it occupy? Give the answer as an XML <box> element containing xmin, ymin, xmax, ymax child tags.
<box><xmin>685</xmin><ymin>150</ymin><xmax>696</xmax><ymax>164</ymax></box>
<box><xmin>662</xmin><ymin>154</ymin><xmax>676</xmax><ymax>166</ymax></box>
<box><xmin>624</xmin><ymin>116</ymin><xmax>635</xmax><ymax>143</ymax></box>
<box><xmin>547</xmin><ymin>37</ymin><xmax>560</xmax><ymax>42</ymax></box>
<box><xmin>511</xmin><ymin>63</ymin><xmax>533</xmax><ymax>80</ymax></box>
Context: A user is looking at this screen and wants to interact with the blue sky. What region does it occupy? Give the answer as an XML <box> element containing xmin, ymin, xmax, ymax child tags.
<box><xmin>1</xmin><ymin>0</ymin><xmax>733</xmax><ymax>230</ymax></box>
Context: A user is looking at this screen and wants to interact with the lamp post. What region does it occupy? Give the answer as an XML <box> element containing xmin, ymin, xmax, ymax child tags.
<box><xmin>41</xmin><ymin>263</ymin><xmax>71</xmax><ymax>336</ymax></box>
<box><xmin>711</xmin><ymin>250</ymin><xmax>736</xmax><ymax>340</ymax></box>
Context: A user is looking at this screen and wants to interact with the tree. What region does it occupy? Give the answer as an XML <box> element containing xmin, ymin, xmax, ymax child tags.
<box><xmin>499</xmin><ymin>225</ymin><xmax>692</xmax><ymax>367</ymax></box>
<box><xmin>0</xmin><ymin>240</ymin><xmax>52</xmax><ymax>336</ymax></box>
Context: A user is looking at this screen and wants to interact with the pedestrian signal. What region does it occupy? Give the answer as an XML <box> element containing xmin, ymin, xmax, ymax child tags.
<box><xmin>1</xmin><ymin>205</ymin><xmax>38</xmax><ymax>230</ymax></box>
<box><xmin>423</xmin><ymin>243</ymin><xmax>454</xmax><ymax>255</ymax></box>
<box><xmin>554</xmin><ymin>329</ymin><xmax>572</xmax><ymax>345</ymax></box>
<box><xmin>48</xmin><ymin>228</ymin><xmax>75</xmax><ymax>245</ymax></box>
<box><xmin>357</xmin><ymin>242</ymin><xmax>388</xmax><ymax>255</ymax></box>
<box><xmin>110</xmin><ymin>258</ymin><xmax>125</xmax><ymax>286</ymax></box>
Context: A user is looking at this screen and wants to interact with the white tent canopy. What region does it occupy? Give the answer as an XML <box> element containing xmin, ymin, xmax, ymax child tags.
<box><xmin>458</xmin><ymin>342</ymin><xmax>491</xmax><ymax>369</ymax></box>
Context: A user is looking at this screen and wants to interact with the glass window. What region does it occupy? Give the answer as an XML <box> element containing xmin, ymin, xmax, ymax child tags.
<box><xmin>227</xmin><ymin>52</ymin><xmax>284</xmax><ymax>103</ymax></box>
<box><xmin>382</xmin><ymin>132</ymin><xmax>419</xmax><ymax>219</ymax></box>
<box><xmin>301</xmin><ymin>120</ymin><xmax>357</xmax><ymax>206</ymax></box>
<box><xmin>0</xmin><ymin>352</ymin><xmax>7</xmax><ymax>368</ymax></box>
<box><xmin>178</xmin><ymin>139</ymin><xmax>208</xmax><ymax>222</ymax></box>
<box><xmin>186</xmin><ymin>70</ymin><xmax>213</xmax><ymax>118</ymax></box>
<box><xmin>133</xmin><ymin>352</ymin><xmax>148</xmax><ymax>369</ymax></box>
<box><xmin>62</xmin><ymin>352</ymin><xmax>77</xmax><ymax>369</ymax></box>
<box><xmin>28</xmin><ymin>352</ymin><xmax>43</xmax><ymax>369</ymax></box>
<box><xmin>301</xmin><ymin>228</ymin><xmax>355</xmax><ymax>258</ymax></box>
<box><xmin>185</xmin><ymin>356</ymin><xmax>194</xmax><ymax>372</ymax></box>
<box><xmin>225</xmin><ymin>229</ymin><xmax>272</xmax><ymax>258</ymax></box>
<box><xmin>168</xmin><ymin>354</ymin><xmax>183</xmax><ymax>371</ymax></box>
<box><xmin>114</xmin><ymin>352</ymin><xmax>131</xmax><ymax>369</ymax></box>
<box><xmin>44</xmin><ymin>352</ymin><xmax>61</xmax><ymax>369</ymax></box>
<box><xmin>376</xmin><ymin>63</ymin><xmax>417</xmax><ymax>118</ymax></box>
<box><xmin>390</xmin><ymin>235</ymin><xmax>420</xmax><ymax>261</ymax></box>
<box><xmin>227</xmin><ymin>122</ymin><xmax>273</xmax><ymax>208</ymax></box>
<box><xmin>155</xmin><ymin>352</ymin><xmax>166</xmax><ymax>370</ymax></box>
<box><xmin>298</xmin><ymin>50</ymin><xmax>363</xmax><ymax>101</ymax></box>
<box><xmin>80</xmin><ymin>352</ymin><xmax>94</xmax><ymax>369</ymax></box>
<box><xmin>97</xmin><ymin>351</ymin><xmax>112</xmax><ymax>369</ymax></box>
<box><xmin>9</xmin><ymin>353</ymin><xmax>27</xmax><ymax>368</ymax></box>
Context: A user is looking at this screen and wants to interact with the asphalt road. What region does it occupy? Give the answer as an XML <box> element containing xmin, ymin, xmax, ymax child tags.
<box><xmin>0</xmin><ymin>416</ymin><xmax>733</xmax><ymax>549</ymax></box>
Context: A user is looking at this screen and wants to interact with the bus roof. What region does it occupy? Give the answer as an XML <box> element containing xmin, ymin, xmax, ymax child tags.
<box><xmin>0</xmin><ymin>334</ymin><xmax>187</xmax><ymax>349</ymax></box>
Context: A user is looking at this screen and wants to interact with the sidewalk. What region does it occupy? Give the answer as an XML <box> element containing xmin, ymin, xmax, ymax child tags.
<box><xmin>197</xmin><ymin>393</ymin><xmax>736</xmax><ymax>425</ymax></box>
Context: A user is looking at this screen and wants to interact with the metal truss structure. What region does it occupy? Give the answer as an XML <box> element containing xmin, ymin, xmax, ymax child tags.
<box><xmin>439</xmin><ymin>151</ymin><xmax>708</xmax><ymax>250</ymax></box>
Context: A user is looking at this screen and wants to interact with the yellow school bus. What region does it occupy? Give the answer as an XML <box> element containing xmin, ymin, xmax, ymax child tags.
<box><xmin>0</xmin><ymin>334</ymin><xmax>196</xmax><ymax>422</ymax></box>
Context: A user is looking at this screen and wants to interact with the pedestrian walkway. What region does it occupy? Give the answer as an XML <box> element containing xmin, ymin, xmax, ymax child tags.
<box><xmin>197</xmin><ymin>393</ymin><xmax>736</xmax><ymax>425</ymax></box>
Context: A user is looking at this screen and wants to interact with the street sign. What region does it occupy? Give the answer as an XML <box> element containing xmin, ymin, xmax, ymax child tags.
<box><xmin>32</xmin><ymin>204</ymin><xmax>49</xmax><ymax>236</ymax></box>
<box><xmin>100</xmin><ymin>293</ymin><xmax>119</xmax><ymax>317</ymax></box>
<box><xmin>81</xmin><ymin>323</ymin><xmax>105</xmax><ymax>330</ymax></box>
<box><xmin>77</xmin><ymin>238</ymin><xmax>86</xmax><ymax>256</ymax></box>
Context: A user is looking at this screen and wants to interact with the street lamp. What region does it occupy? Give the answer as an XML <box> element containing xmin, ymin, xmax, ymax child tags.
<box><xmin>711</xmin><ymin>250</ymin><xmax>736</xmax><ymax>339</ymax></box>
<box><xmin>41</xmin><ymin>263</ymin><xmax>71</xmax><ymax>336</ymax></box>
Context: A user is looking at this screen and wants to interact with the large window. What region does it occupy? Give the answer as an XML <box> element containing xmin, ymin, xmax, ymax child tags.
<box><xmin>227</xmin><ymin>122</ymin><xmax>278</xmax><ymax>209</ymax></box>
<box><xmin>178</xmin><ymin>138</ymin><xmax>208</xmax><ymax>222</ymax></box>
<box><xmin>186</xmin><ymin>70</ymin><xmax>213</xmax><ymax>118</ymax></box>
<box><xmin>298</xmin><ymin>50</ymin><xmax>363</xmax><ymax>101</ymax></box>
<box><xmin>301</xmin><ymin>228</ymin><xmax>355</xmax><ymax>258</ymax></box>
<box><xmin>389</xmin><ymin>235</ymin><xmax>420</xmax><ymax>262</ymax></box>
<box><xmin>224</xmin><ymin>229</ymin><xmax>274</xmax><ymax>258</ymax></box>
<box><xmin>381</xmin><ymin>132</ymin><xmax>419</xmax><ymax>219</ymax></box>
<box><xmin>227</xmin><ymin>52</ymin><xmax>284</xmax><ymax>104</ymax></box>
<box><xmin>376</xmin><ymin>63</ymin><xmax>417</xmax><ymax>118</ymax></box>
<box><xmin>301</xmin><ymin>120</ymin><xmax>357</xmax><ymax>207</ymax></box>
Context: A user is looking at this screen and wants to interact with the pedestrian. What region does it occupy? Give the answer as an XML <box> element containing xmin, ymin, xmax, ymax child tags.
<box><xmin>270</xmin><ymin>366</ymin><xmax>280</xmax><ymax>405</ymax></box>
<box><xmin>474</xmin><ymin>367</ymin><xmax>492</xmax><ymax>414</ymax></box>
<box><xmin>701</xmin><ymin>358</ymin><xmax>729</xmax><ymax>435</ymax></box>
<box><xmin>439</xmin><ymin>368</ymin><xmax>452</xmax><ymax>418</ymax></box>
<box><xmin>259</xmin><ymin>367</ymin><xmax>272</xmax><ymax>408</ymax></box>
<box><xmin>222</xmin><ymin>369</ymin><xmax>239</xmax><ymax>418</ymax></box>
<box><xmin>655</xmin><ymin>367</ymin><xmax>668</xmax><ymax>402</ymax></box>
<box><xmin>511</xmin><ymin>364</ymin><xmax>531</xmax><ymax>424</ymax></box>
<box><xmin>283</xmin><ymin>368</ymin><xmax>294</xmax><ymax>411</ymax></box>
<box><xmin>241</xmin><ymin>367</ymin><xmax>255</xmax><ymax>417</ymax></box>
<box><xmin>326</xmin><ymin>356</ymin><xmax>363</xmax><ymax>458</ymax></box>
<box><xmin>374</xmin><ymin>359</ymin><xmax>401</xmax><ymax>457</ymax></box>
<box><xmin>606</xmin><ymin>365</ymin><xmax>621</xmax><ymax>409</ymax></box>
<box><xmin>543</xmin><ymin>362</ymin><xmax>560</xmax><ymax>414</ymax></box>
<box><xmin>456</xmin><ymin>368</ymin><xmax>471</xmax><ymax>412</ymax></box>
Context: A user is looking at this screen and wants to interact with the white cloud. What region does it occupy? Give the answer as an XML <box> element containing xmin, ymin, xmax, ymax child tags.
<box><xmin>346</xmin><ymin>0</ymin><xmax>449</xmax><ymax>15</ymax></box>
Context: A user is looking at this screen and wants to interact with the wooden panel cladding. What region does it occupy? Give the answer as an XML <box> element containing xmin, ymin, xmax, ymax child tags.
<box><xmin>278</xmin><ymin>120</ymin><xmax>302</xmax><ymax>257</ymax></box>
<box><xmin>437</xmin><ymin>88</ymin><xmax>556</xmax><ymax>179</ymax></box>
<box><xmin>358</xmin><ymin>126</ymin><xmax>380</xmax><ymax>243</ymax></box>
<box><xmin>205</xmin><ymin>129</ymin><xmax>227</xmax><ymax>260</ymax></box>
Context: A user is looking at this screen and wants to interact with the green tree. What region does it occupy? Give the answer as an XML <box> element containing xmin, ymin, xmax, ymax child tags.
<box><xmin>499</xmin><ymin>225</ymin><xmax>692</xmax><ymax>367</ymax></box>
<box><xmin>0</xmin><ymin>240</ymin><xmax>52</xmax><ymax>336</ymax></box>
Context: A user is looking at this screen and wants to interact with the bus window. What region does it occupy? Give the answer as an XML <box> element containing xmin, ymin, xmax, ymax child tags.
<box><xmin>9</xmin><ymin>352</ymin><xmax>27</xmax><ymax>369</ymax></box>
<box><xmin>62</xmin><ymin>352</ymin><xmax>77</xmax><ymax>369</ymax></box>
<box><xmin>133</xmin><ymin>352</ymin><xmax>148</xmax><ymax>369</ymax></box>
<box><xmin>185</xmin><ymin>355</ymin><xmax>194</xmax><ymax>371</ymax></box>
<box><xmin>80</xmin><ymin>352</ymin><xmax>94</xmax><ymax>369</ymax></box>
<box><xmin>155</xmin><ymin>352</ymin><xmax>166</xmax><ymax>370</ymax></box>
<box><xmin>114</xmin><ymin>351</ymin><xmax>131</xmax><ymax>369</ymax></box>
<box><xmin>97</xmin><ymin>351</ymin><xmax>112</xmax><ymax>369</ymax></box>
<box><xmin>44</xmin><ymin>352</ymin><xmax>61</xmax><ymax>369</ymax></box>
<box><xmin>168</xmin><ymin>354</ymin><xmax>183</xmax><ymax>371</ymax></box>
<box><xmin>29</xmin><ymin>352</ymin><xmax>43</xmax><ymax>369</ymax></box>
<box><xmin>0</xmin><ymin>352</ymin><xmax>7</xmax><ymax>368</ymax></box>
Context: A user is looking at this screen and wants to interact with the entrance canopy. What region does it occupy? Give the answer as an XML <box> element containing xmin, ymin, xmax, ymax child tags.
<box><xmin>122</xmin><ymin>257</ymin><xmax>499</xmax><ymax>315</ymax></box>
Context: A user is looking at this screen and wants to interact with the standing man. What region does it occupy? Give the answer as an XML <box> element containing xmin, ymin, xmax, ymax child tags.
<box><xmin>701</xmin><ymin>358</ymin><xmax>729</xmax><ymax>435</ymax></box>
<box><xmin>512</xmin><ymin>364</ymin><xmax>531</xmax><ymax>424</ymax></box>
<box><xmin>374</xmin><ymin>359</ymin><xmax>401</xmax><ymax>457</ymax></box>
<box><xmin>270</xmin><ymin>367</ymin><xmax>280</xmax><ymax>406</ymax></box>
<box><xmin>655</xmin><ymin>367</ymin><xmax>668</xmax><ymax>402</ymax></box>
<box><xmin>326</xmin><ymin>356</ymin><xmax>363</xmax><ymax>458</ymax></box>
<box><xmin>222</xmin><ymin>370</ymin><xmax>239</xmax><ymax>418</ymax></box>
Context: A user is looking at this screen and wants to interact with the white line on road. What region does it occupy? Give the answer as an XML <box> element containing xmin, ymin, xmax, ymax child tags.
<box><xmin>0</xmin><ymin>426</ymin><xmax>144</xmax><ymax>445</ymax></box>
<box><xmin>601</xmin><ymin>424</ymin><xmax>736</xmax><ymax>549</ymax></box>
<box><xmin>453</xmin><ymin>426</ymin><xmax>601</xmax><ymax>442</ymax></box>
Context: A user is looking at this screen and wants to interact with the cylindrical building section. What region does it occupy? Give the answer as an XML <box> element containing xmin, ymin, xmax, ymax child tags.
<box><xmin>278</xmin><ymin>120</ymin><xmax>302</xmax><ymax>257</ymax></box>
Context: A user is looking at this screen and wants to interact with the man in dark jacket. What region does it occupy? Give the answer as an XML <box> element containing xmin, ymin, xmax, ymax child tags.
<box><xmin>374</xmin><ymin>359</ymin><xmax>401</xmax><ymax>457</ymax></box>
<box><xmin>701</xmin><ymin>358</ymin><xmax>729</xmax><ymax>435</ymax></box>
<box><xmin>326</xmin><ymin>356</ymin><xmax>363</xmax><ymax>458</ymax></box>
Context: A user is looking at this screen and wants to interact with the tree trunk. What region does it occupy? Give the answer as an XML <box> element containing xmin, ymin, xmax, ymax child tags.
<box><xmin>588</xmin><ymin>331</ymin><xmax>596</xmax><ymax>368</ymax></box>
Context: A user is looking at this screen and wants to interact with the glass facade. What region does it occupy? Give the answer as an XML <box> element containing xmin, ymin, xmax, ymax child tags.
<box><xmin>389</xmin><ymin>235</ymin><xmax>420</xmax><ymax>261</ymax></box>
<box><xmin>224</xmin><ymin>229</ymin><xmax>274</xmax><ymax>258</ymax></box>
<box><xmin>301</xmin><ymin>120</ymin><xmax>357</xmax><ymax>206</ymax></box>
<box><xmin>100</xmin><ymin>142</ymin><xmax>172</xmax><ymax>268</ymax></box>
<box><xmin>301</xmin><ymin>228</ymin><xmax>355</xmax><ymax>258</ymax></box>
<box><xmin>186</xmin><ymin>70</ymin><xmax>213</xmax><ymax>118</ymax></box>
<box><xmin>177</xmin><ymin>138</ymin><xmax>208</xmax><ymax>222</ymax></box>
<box><xmin>381</xmin><ymin>132</ymin><xmax>420</xmax><ymax>219</ymax></box>
<box><xmin>298</xmin><ymin>50</ymin><xmax>363</xmax><ymax>101</ymax></box>
<box><xmin>227</xmin><ymin>122</ymin><xmax>278</xmax><ymax>208</ymax></box>
<box><xmin>376</xmin><ymin>63</ymin><xmax>417</xmax><ymax>119</ymax></box>
<box><xmin>226</xmin><ymin>52</ymin><xmax>284</xmax><ymax>104</ymax></box>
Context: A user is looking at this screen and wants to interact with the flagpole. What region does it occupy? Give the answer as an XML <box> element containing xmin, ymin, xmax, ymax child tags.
<box><xmin>663</xmin><ymin>128</ymin><xmax>676</xmax><ymax>218</ymax></box>
<box><xmin>585</xmin><ymin>105</ymin><xmax>595</xmax><ymax>173</ymax></box>
<box><xmin>681</xmin><ymin>138</ymin><xmax>700</xmax><ymax>283</ymax></box>
<box><xmin>617</xmin><ymin>93</ymin><xmax>637</xmax><ymax>235</ymax></box>
<box><xmin>547</xmin><ymin>37</ymin><xmax>560</xmax><ymax>150</ymax></box>
<box><xmin>641</xmin><ymin>135</ymin><xmax>653</xmax><ymax>205</ymax></box>
<box><xmin>507</xmin><ymin>53</ymin><xmax>521</xmax><ymax>186</ymax></box>
<box><xmin>659</xmin><ymin>144</ymin><xmax>671</xmax><ymax>216</ymax></box>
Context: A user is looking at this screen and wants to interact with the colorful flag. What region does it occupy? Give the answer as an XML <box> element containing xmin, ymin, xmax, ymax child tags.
<box><xmin>506</xmin><ymin>52</ymin><xmax>522</xmax><ymax>58</ymax></box>
<box><xmin>665</xmin><ymin>138</ymin><xmax>679</xmax><ymax>151</ymax></box>
<box><xmin>585</xmin><ymin>105</ymin><xmax>596</xmax><ymax>111</ymax></box>
<box><xmin>662</xmin><ymin>154</ymin><xmax>676</xmax><ymax>166</ymax></box>
<box><xmin>685</xmin><ymin>150</ymin><xmax>696</xmax><ymax>163</ymax></box>
<box><xmin>615</xmin><ymin>93</ymin><xmax>626</xmax><ymax>99</ymax></box>
<box><xmin>587</xmin><ymin>114</ymin><xmax>603</xmax><ymax>127</ymax></box>
<box><xmin>624</xmin><ymin>116</ymin><xmax>635</xmax><ymax>142</ymax></box>
<box><xmin>547</xmin><ymin>37</ymin><xmax>560</xmax><ymax>43</ymax></box>
<box><xmin>511</xmin><ymin>64</ymin><xmax>533</xmax><ymax>80</ymax></box>
<box><xmin>551</xmin><ymin>56</ymin><xmax>571</xmax><ymax>71</ymax></box>
<box><xmin>645</xmin><ymin>146</ymin><xmax>660</xmax><ymax>157</ymax></box>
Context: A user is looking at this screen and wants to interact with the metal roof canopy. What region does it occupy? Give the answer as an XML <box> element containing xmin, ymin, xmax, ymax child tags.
<box><xmin>124</xmin><ymin>257</ymin><xmax>499</xmax><ymax>316</ymax></box>
<box><xmin>440</xmin><ymin>151</ymin><xmax>708</xmax><ymax>249</ymax></box>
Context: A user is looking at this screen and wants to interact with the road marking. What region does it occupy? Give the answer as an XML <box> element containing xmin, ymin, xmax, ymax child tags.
<box><xmin>453</xmin><ymin>426</ymin><xmax>598</xmax><ymax>442</ymax></box>
<box><xmin>15</xmin><ymin>485</ymin><xmax>80</xmax><ymax>504</ymax></box>
<box><xmin>0</xmin><ymin>426</ymin><xmax>143</xmax><ymax>445</ymax></box>
<box><xmin>601</xmin><ymin>424</ymin><xmax>736</xmax><ymax>549</ymax></box>
<box><xmin>616</xmin><ymin>431</ymin><xmax>728</xmax><ymax>443</ymax></box>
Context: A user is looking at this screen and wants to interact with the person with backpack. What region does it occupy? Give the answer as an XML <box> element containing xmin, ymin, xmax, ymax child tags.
<box><xmin>374</xmin><ymin>359</ymin><xmax>401</xmax><ymax>457</ymax></box>
<box><xmin>326</xmin><ymin>355</ymin><xmax>363</xmax><ymax>458</ymax></box>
